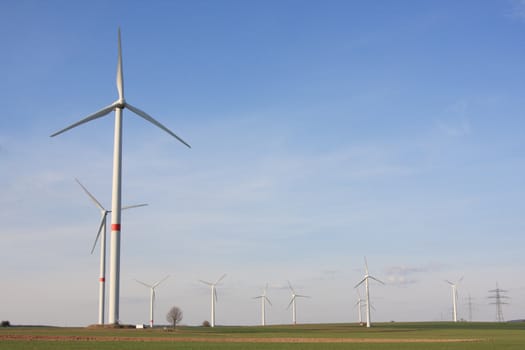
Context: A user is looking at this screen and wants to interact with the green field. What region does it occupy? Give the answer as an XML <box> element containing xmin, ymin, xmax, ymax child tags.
<box><xmin>1</xmin><ymin>322</ymin><xmax>524</xmax><ymax>349</ymax></box>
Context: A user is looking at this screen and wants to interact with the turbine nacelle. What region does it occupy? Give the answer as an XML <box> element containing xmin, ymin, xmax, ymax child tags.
<box><xmin>115</xmin><ymin>99</ymin><xmax>126</xmax><ymax>109</ymax></box>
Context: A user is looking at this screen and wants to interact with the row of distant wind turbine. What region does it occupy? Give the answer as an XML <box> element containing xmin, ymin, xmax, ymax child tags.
<box><xmin>354</xmin><ymin>260</ymin><xmax>465</xmax><ymax>326</ymax></box>
<box><xmin>51</xmin><ymin>28</ymin><xmax>190</xmax><ymax>325</ymax></box>
<box><xmin>130</xmin><ymin>274</ymin><xmax>311</xmax><ymax>328</ymax></box>
<box><xmin>200</xmin><ymin>277</ymin><xmax>312</xmax><ymax>327</ymax></box>
<box><xmin>130</xmin><ymin>265</ymin><xmax>464</xmax><ymax>328</ymax></box>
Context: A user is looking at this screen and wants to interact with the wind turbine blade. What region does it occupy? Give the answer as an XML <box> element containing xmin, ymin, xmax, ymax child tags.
<box><xmin>296</xmin><ymin>294</ymin><xmax>310</xmax><ymax>298</ymax></box>
<box><xmin>50</xmin><ymin>102</ymin><xmax>117</xmax><ymax>137</ymax></box>
<box><xmin>286</xmin><ymin>298</ymin><xmax>294</xmax><ymax>309</ymax></box>
<box><xmin>215</xmin><ymin>274</ymin><xmax>227</xmax><ymax>285</ymax></box>
<box><xmin>135</xmin><ymin>279</ymin><xmax>153</xmax><ymax>288</ymax></box>
<box><xmin>354</xmin><ymin>278</ymin><xmax>366</xmax><ymax>289</ymax></box>
<box><xmin>122</xmin><ymin>203</ymin><xmax>148</xmax><ymax>210</ymax></box>
<box><xmin>199</xmin><ymin>280</ymin><xmax>213</xmax><ymax>286</ymax></box>
<box><xmin>90</xmin><ymin>214</ymin><xmax>106</xmax><ymax>254</ymax></box>
<box><xmin>265</xmin><ymin>297</ymin><xmax>272</xmax><ymax>306</ymax></box>
<box><xmin>253</xmin><ymin>296</ymin><xmax>263</xmax><ymax>299</ymax></box>
<box><xmin>287</xmin><ymin>280</ymin><xmax>296</xmax><ymax>294</ymax></box>
<box><xmin>125</xmin><ymin>103</ymin><xmax>191</xmax><ymax>148</ymax></box>
<box><xmin>75</xmin><ymin>178</ymin><xmax>105</xmax><ymax>211</ymax></box>
<box><xmin>364</xmin><ymin>256</ymin><xmax>369</xmax><ymax>274</ymax></box>
<box><xmin>153</xmin><ymin>275</ymin><xmax>170</xmax><ymax>288</ymax></box>
<box><xmin>214</xmin><ymin>288</ymin><xmax>218</xmax><ymax>302</ymax></box>
<box><xmin>116</xmin><ymin>28</ymin><xmax>124</xmax><ymax>101</ymax></box>
<box><xmin>445</xmin><ymin>280</ymin><xmax>454</xmax><ymax>286</ymax></box>
<box><xmin>369</xmin><ymin>276</ymin><xmax>385</xmax><ymax>285</ymax></box>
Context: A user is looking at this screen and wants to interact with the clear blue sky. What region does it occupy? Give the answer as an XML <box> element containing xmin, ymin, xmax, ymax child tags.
<box><xmin>1</xmin><ymin>0</ymin><xmax>524</xmax><ymax>326</ymax></box>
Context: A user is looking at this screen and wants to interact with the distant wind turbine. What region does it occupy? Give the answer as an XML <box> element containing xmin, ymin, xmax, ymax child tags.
<box><xmin>286</xmin><ymin>281</ymin><xmax>310</xmax><ymax>325</ymax></box>
<box><xmin>51</xmin><ymin>29</ymin><xmax>190</xmax><ymax>324</ymax></box>
<box><xmin>75</xmin><ymin>178</ymin><xmax>147</xmax><ymax>325</ymax></box>
<box><xmin>199</xmin><ymin>274</ymin><xmax>226</xmax><ymax>327</ymax></box>
<box><xmin>354</xmin><ymin>257</ymin><xmax>384</xmax><ymax>328</ymax></box>
<box><xmin>445</xmin><ymin>277</ymin><xmax>463</xmax><ymax>322</ymax></box>
<box><xmin>253</xmin><ymin>284</ymin><xmax>272</xmax><ymax>326</ymax></box>
<box><xmin>135</xmin><ymin>275</ymin><xmax>169</xmax><ymax>328</ymax></box>
<box><xmin>355</xmin><ymin>289</ymin><xmax>364</xmax><ymax>324</ymax></box>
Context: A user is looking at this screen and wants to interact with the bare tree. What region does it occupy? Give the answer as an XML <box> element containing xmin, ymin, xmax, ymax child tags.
<box><xmin>166</xmin><ymin>306</ymin><xmax>183</xmax><ymax>328</ymax></box>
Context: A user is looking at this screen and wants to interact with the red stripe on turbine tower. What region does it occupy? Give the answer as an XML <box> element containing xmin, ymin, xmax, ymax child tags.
<box><xmin>111</xmin><ymin>224</ymin><xmax>121</xmax><ymax>231</ymax></box>
<box><xmin>100</xmin><ymin>277</ymin><xmax>106</xmax><ymax>282</ymax></box>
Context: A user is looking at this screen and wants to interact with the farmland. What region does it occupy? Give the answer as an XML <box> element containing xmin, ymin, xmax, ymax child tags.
<box><xmin>1</xmin><ymin>322</ymin><xmax>524</xmax><ymax>350</ymax></box>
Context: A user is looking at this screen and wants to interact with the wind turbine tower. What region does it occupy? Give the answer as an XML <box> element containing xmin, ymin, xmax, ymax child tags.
<box><xmin>488</xmin><ymin>282</ymin><xmax>509</xmax><ymax>322</ymax></box>
<box><xmin>199</xmin><ymin>274</ymin><xmax>226</xmax><ymax>327</ymax></box>
<box><xmin>253</xmin><ymin>284</ymin><xmax>272</xmax><ymax>326</ymax></box>
<box><xmin>51</xmin><ymin>29</ymin><xmax>190</xmax><ymax>324</ymax></box>
<box><xmin>76</xmin><ymin>178</ymin><xmax>147</xmax><ymax>325</ymax></box>
<box><xmin>287</xmin><ymin>281</ymin><xmax>310</xmax><ymax>325</ymax></box>
<box><xmin>135</xmin><ymin>275</ymin><xmax>169</xmax><ymax>328</ymax></box>
<box><xmin>354</xmin><ymin>257</ymin><xmax>384</xmax><ymax>328</ymax></box>
<box><xmin>445</xmin><ymin>277</ymin><xmax>463</xmax><ymax>322</ymax></box>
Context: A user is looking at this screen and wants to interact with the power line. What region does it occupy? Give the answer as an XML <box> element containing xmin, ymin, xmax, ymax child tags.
<box><xmin>488</xmin><ymin>282</ymin><xmax>510</xmax><ymax>322</ymax></box>
<box><xmin>466</xmin><ymin>294</ymin><xmax>474</xmax><ymax>322</ymax></box>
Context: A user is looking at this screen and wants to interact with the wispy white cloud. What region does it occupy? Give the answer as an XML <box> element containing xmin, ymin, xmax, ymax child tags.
<box><xmin>384</xmin><ymin>264</ymin><xmax>443</xmax><ymax>287</ymax></box>
<box><xmin>436</xmin><ymin>100</ymin><xmax>472</xmax><ymax>137</ymax></box>
<box><xmin>507</xmin><ymin>0</ymin><xmax>525</xmax><ymax>20</ymax></box>
<box><xmin>436</xmin><ymin>118</ymin><xmax>471</xmax><ymax>137</ymax></box>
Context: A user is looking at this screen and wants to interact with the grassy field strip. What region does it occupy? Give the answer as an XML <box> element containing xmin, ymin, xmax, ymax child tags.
<box><xmin>0</xmin><ymin>322</ymin><xmax>523</xmax><ymax>350</ymax></box>
<box><xmin>0</xmin><ymin>334</ymin><xmax>483</xmax><ymax>343</ymax></box>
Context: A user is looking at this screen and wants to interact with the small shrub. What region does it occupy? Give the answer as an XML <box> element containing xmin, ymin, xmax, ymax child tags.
<box><xmin>202</xmin><ymin>320</ymin><xmax>211</xmax><ymax>327</ymax></box>
<box><xmin>1</xmin><ymin>321</ymin><xmax>10</xmax><ymax>327</ymax></box>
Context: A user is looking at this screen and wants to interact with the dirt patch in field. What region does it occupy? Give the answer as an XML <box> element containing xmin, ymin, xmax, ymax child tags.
<box><xmin>0</xmin><ymin>334</ymin><xmax>483</xmax><ymax>343</ymax></box>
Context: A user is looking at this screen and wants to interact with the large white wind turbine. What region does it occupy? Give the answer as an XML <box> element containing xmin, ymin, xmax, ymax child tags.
<box><xmin>253</xmin><ymin>284</ymin><xmax>272</xmax><ymax>326</ymax></box>
<box><xmin>445</xmin><ymin>277</ymin><xmax>463</xmax><ymax>322</ymax></box>
<box><xmin>135</xmin><ymin>275</ymin><xmax>169</xmax><ymax>328</ymax></box>
<box><xmin>76</xmin><ymin>178</ymin><xmax>147</xmax><ymax>325</ymax></box>
<box><xmin>286</xmin><ymin>281</ymin><xmax>310</xmax><ymax>325</ymax></box>
<box><xmin>51</xmin><ymin>29</ymin><xmax>190</xmax><ymax>324</ymax></box>
<box><xmin>199</xmin><ymin>274</ymin><xmax>226</xmax><ymax>327</ymax></box>
<box><xmin>354</xmin><ymin>257</ymin><xmax>384</xmax><ymax>328</ymax></box>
